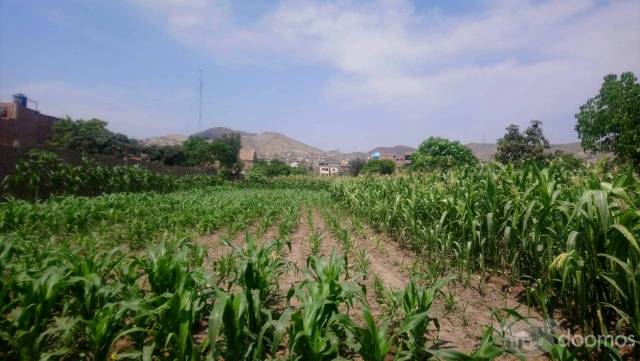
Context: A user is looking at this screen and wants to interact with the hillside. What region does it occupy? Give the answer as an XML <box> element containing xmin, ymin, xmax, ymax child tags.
<box><xmin>143</xmin><ymin>127</ymin><xmax>324</xmax><ymax>156</ymax></box>
<box><xmin>192</xmin><ymin>127</ymin><xmax>255</xmax><ymax>139</ymax></box>
<box><xmin>241</xmin><ymin>132</ymin><xmax>324</xmax><ymax>155</ymax></box>
<box><xmin>369</xmin><ymin>145</ymin><xmax>416</xmax><ymax>155</ymax></box>
<box><xmin>140</xmin><ymin>134</ymin><xmax>187</xmax><ymax>147</ymax></box>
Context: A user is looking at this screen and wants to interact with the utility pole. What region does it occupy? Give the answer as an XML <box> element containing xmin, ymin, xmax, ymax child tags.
<box><xmin>198</xmin><ymin>69</ymin><xmax>203</xmax><ymax>130</ymax></box>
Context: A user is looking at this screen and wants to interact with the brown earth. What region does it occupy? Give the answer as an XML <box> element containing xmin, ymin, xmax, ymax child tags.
<box><xmin>192</xmin><ymin>206</ymin><xmax>551</xmax><ymax>359</ymax></box>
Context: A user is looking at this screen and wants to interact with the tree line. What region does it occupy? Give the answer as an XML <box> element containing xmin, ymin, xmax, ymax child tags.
<box><xmin>49</xmin><ymin>118</ymin><xmax>243</xmax><ymax>174</ymax></box>
<box><xmin>352</xmin><ymin>71</ymin><xmax>639</xmax><ymax>175</ymax></box>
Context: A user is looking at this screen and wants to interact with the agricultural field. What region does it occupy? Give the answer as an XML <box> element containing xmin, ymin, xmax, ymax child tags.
<box><xmin>1</xmin><ymin>165</ymin><xmax>638</xmax><ymax>360</ymax></box>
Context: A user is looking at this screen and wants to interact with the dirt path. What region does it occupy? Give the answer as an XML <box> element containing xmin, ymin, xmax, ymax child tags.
<box><xmin>352</xmin><ymin>225</ymin><xmax>410</xmax><ymax>290</ymax></box>
<box><xmin>336</xmin><ymin>214</ymin><xmax>547</xmax><ymax>358</ymax></box>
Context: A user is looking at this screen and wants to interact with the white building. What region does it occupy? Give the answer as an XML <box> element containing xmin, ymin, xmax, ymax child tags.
<box><xmin>318</xmin><ymin>164</ymin><xmax>340</xmax><ymax>175</ymax></box>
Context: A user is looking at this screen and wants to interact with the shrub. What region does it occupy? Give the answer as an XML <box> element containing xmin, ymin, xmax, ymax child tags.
<box><xmin>410</xmin><ymin>137</ymin><xmax>477</xmax><ymax>171</ymax></box>
<box><xmin>361</xmin><ymin>159</ymin><xmax>395</xmax><ymax>175</ymax></box>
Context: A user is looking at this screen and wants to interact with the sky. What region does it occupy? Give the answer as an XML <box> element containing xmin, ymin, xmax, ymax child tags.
<box><xmin>1</xmin><ymin>0</ymin><xmax>639</xmax><ymax>152</ymax></box>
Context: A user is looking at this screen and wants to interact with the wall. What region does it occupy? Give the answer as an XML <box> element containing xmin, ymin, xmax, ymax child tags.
<box><xmin>0</xmin><ymin>102</ymin><xmax>58</xmax><ymax>147</ymax></box>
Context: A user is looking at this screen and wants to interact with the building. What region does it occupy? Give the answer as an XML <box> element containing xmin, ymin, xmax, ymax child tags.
<box><xmin>239</xmin><ymin>148</ymin><xmax>257</xmax><ymax>170</ymax></box>
<box><xmin>317</xmin><ymin>162</ymin><xmax>341</xmax><ymax>176</ymax></box>
<box><xmin>370</xmin><ymin>151</ymin><xmax>414</xmax><ymax>168</ymax></box>
<box><xmin>1</xmin><ymin>94</ymin><xmax>59</xmax><ymax>147</ymax></box>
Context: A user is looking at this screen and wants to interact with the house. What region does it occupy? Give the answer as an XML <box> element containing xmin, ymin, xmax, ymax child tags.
<box><xmin>317</xmin><ymin>162</ymin><xmax>340</xmax><ymax>176</ymax></box>
<box><xmin>239</xmin><ymin>148</ymin><xmax>257</xmax><ymax>170</ymax></box>
<box><xmin>0</xmin><ymin>94</ymin><xmax>59</xmax><ymax>147</ymax></box>
<box><xmin>370</xmin><ymin>151</ymin><xmax>414</xmax><ymax>168</ymax></box>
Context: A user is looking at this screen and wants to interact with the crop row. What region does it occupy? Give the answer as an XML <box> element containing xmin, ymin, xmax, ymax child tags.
<box><xmin>329</xmin><ymin>165</ymin><xmax>640</xmax><ymax>349</ymax></box>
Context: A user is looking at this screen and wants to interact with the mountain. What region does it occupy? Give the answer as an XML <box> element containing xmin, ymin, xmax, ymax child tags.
<box><xmin>140</xmin><ymin>134</ymin><xmax>187</xmax><ymax>147</ymax></box>
<box><xmin>241</xmin><ymin>132</ymin><xmax>324</xmax><ymax>155</ymax></box>
<box><xmin>192</xmin><ymin>127</ymin><xmax>323</xmax><ymax>155</ymax></box>
<box><xmin>464</xmin><ymin>142</ymin><xmax>596</xmax><ymax>161</ymax></box>
<box><xmin>143</xmin><ymin>127</ymin><xmax>324</xmax><ymax>156</ymax></box>
<box><xmin>192</xmin><ymin>127</ymin><xmax>255</xmax><ymax>139</ymax></box>
<box><xmin>369</xmin><ymin>145</ymin><xmax>416</xmax><ymax>155</ymax></box>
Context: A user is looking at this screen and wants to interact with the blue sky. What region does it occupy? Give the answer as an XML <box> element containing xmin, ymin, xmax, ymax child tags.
<box><xmin>1</xmin><ymin>0</ymin><xmax>639</xmax><ymax>152</ymax></box>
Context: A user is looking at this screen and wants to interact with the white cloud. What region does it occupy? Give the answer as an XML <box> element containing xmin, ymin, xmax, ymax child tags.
<box><xmin>127</xmin><ymin>0</ymin><xmax>640</xmax><ymax>143</ymax></box>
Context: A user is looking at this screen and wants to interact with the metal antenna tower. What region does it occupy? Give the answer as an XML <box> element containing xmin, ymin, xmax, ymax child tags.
<box><xmin>198</xmin><ymin>69</ymin><xmax>203</xmax><ymax>130</ymax></box>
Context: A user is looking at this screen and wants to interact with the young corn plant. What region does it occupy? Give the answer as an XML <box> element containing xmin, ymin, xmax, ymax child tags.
<box><xmin>2</xmin><ymin>266</ymin><xmax>69</xmax><ymax>360</ymax></box>
<box><xmin>395</xmin><ymin>276</ymin><xmax>454</xmax><ymax>360</ymax></box>
<box><xmin>355</xmin><ymin>248</ymin><xmax>370</xmax><ymax>279</ymax></box>
<box><xmin>285</xmin><ymin>253</ymin><xmax>360</xmax><ymax>361</ymax></box>
<box><xmin>309</xmin><ymin>228</ymin><xmax>324</xmax><ymax>256</ymax></box>
<box><xmin>230</xmin><ymin>236</ymin><xmax>286</xmax><ymax>305</ymax></box>
<box><xmin>341</xmin><ymin>307</ymin><xmax>394</xmax><ymax>361</ymax></box>
<box><xmin>208</xmin><ymin>289</ymin><xmax>272</xmax><ymax>361</ymax></box>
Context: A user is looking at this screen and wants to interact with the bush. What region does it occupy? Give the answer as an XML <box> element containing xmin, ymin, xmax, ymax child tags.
<box><xmin>410</xmin><ymin>137</ymin><xmax>477</xmax><ymax>171</ymax></box>
<box><xmin>361</xmin><ymin>159</ymin><xmax>395</xmax><ymax>175</ymax></box>
<box><xmin>246</xmin><ymin>160</ymin><xmax>307</xmax><ymax>181</ymax></box>
<box><xmin>1</xmin><ymin>150</ymin><xmax>224</xmax><ymax>200</ymax></box>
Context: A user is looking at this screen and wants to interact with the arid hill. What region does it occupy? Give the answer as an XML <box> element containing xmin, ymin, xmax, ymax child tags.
<box><xmin>143</xmin><ymin>127</ymin><xmax>324</xmax><ymax>156</ymax></box>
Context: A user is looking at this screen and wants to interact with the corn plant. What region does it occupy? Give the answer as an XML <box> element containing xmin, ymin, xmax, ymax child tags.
<box><xmin>230</xmin><ymin>236</ymin><xmax>286</xmax><ymax>305</ymax></box>
<box><xmin>355</xmin><ymin>248</ymin><xmax>370</xmax><ymax>278</ymax></box>
<box><xmin>395</xmin><ymin>276</ymin><xmax>453</xmax><ymax>360</ymax></box>
<box><xmin>341</xmin><ymin>307</ymin><xmax>394</xmax><ymax>361</ymax></box>
<box><xmin>309</xmin><ymin>228</ymin><xmax>323</xmax><ymax>256</ymax></box>
<box><xmin>208</xmin><ymin>289</ymin><xmax>272</xmax><ymax>361</ymax></box>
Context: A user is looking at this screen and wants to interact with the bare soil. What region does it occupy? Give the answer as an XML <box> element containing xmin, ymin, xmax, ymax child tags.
<box><xmin>193</xmin><ymin>206</ymin><xmax>551</xmax><ymax>359</ymax></box>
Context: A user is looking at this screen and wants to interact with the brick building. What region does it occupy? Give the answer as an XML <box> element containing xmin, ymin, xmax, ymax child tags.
<box><xmin>0</xmin><ymin>94</ymin><xmax>59</xmax><ymax>147</ymax></box>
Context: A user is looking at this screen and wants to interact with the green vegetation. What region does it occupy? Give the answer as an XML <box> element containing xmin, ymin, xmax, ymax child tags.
<box><xmin>361</xmin><ymin>159</ymin><xmax>395</xmax><ymax>175</ymax></box>
<box><xmin>576</xmin><ymin>71</ymin><xmax>640</xmax><ymax>166</ymax></box>
<box><xmin>2</xmin><ymin>165</ymin><xmax>632</xmax><ymax>359</ymax></box>
<box><xmin>50</xmin><ymin>118</ymin><xmax>243</xmax><ymax>170</ymax></box>
<box><xmin>330</xmin><ymin>164</ymin><xmax>639</xmax><ymax>340</ymax></box>
<box><xmin>1</xmin><ymin>150</ymin><xmax>224</xmax><ymax>200</ymax></box>
<box><xmin>410</xmin><ymin>136</ymin><xmax>477</xmax><ymax>171</ymax></box>
<box><xmin>245</xmin><ymin>159</ymin><xmax>307</xmax><ymax>183</ymax></box>
<box><xmin>50</xmin><ymin>117</ymin><xmax>140</xmax><ymax>158</ymax></box>
<box><xmin>183</xmin><ymin>134</ymin><xmax>242</xmax><ymax>170</ymax></box>
<box><xmin>3</xmin><ymin>73</ymin><xmax>639</xmax><ymax>359</ymax></box>
<box><xmin>495</xmin><ymin>120</ymin><xmax>550</xmax><ymax>164</ymax></box>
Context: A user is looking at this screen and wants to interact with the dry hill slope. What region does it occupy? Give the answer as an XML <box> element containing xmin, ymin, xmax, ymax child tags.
<box><xmin>143</xmin><ymin>127</ymin><xmax>324</xmax><ymax>156</ymax></box>
<box><xmin>241</xmin><ymin>132</ymin><xmax>324</xmax><ymax>155</ymax></box>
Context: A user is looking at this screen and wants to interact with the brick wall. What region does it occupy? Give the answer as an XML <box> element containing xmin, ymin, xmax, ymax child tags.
<box><xmin>0</xmin><ymin>102</ymin><xmax>58</xmax><ymax>147</ymax></box>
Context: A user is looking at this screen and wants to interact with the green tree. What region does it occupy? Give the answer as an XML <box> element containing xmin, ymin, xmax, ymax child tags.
<box><xmin>495</xmin><ymin>120</ymin><xmax>550</xmax><ymax>164</ymax></box>
<box><xmin>143</xmin><ymin>145</ymin><xmax>187</xmax><ymax>166</ymax></box>
<box><xmin>50</xmin><ymin>117</ymin><xmax>139</xmax><ymax>157</ymax></box>
<box><xmin>211</xmin><ymin>134</ymin><xmax>241</xmax><ymax>169</ymax></box>
<box><xmin>183</xmin><ymin>137</ymin><xmax>214</xmax><ymax>166</ymax></box>
<box><xmin>410</xmin><ymin>137</ymin><xmax>476</xmax><ymax>171</ymax></box>
<box><xmin>348</xmin><ymin>158</ymin><xmax>365</xmax><ymax>176</ymax></box>
<box><xmin>575</xmin><ymin>72</ymin><xmax>640</xmax><ymax>166</ymax></box>
<box><xmin>361</xmin><ymin>159</ymin><xmax>395</xmax><ymax>175</ymax></box>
